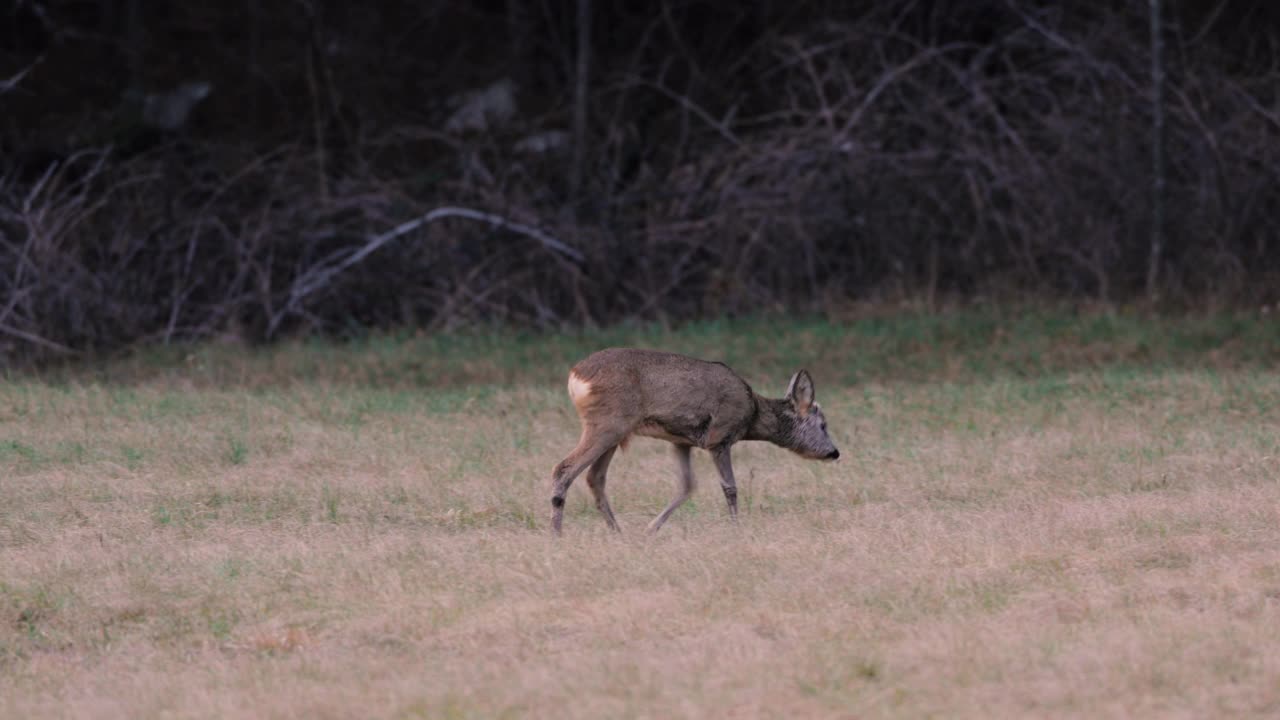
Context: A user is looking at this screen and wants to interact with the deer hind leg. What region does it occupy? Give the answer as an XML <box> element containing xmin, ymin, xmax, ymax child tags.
<box><xmin>585</xmin><ymin>446</ymin><xmax>621</xmax><ymax>532</ymax></box>
<box><xmin>711</xmin><ymin>445</ymin><xmax>738</xmax><ymax>519</ymax></box>
<box><xmin>646</xmin><ymin>444</ymin><xmax>695</xmax><ymax>534</ymax></box>
<box><xmin>550</xmin><ymin>428</ymin><xmax>623</xmax><ymax>535</ymax></box>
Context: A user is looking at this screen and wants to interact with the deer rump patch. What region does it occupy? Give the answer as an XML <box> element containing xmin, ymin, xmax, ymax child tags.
<box><xmin>566</xmin><ymin>372</ymin><xmax>594</xmax><ymax>409</ymax></box>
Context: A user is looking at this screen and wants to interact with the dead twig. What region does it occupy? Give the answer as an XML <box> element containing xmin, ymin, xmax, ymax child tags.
<box><xmin>0</xmin><ymin>321</ymin><xmax>76</xmax><ymax>355</ymax></box>
<box><xmin>0</xmin><ymin>57</ymin><xmax>42</xmax><ymax>95</ymax></box>
<box><xmin>268</xmin><ymin>206</ymin><xmax>584</xmax><ymax>337</ymax></box>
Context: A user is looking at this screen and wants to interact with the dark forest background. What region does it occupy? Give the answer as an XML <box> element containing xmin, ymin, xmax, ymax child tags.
<box><xmin>2</xmin><ymin>0</ymin><xmax>1279</xmax><ymax>364</ymax></box>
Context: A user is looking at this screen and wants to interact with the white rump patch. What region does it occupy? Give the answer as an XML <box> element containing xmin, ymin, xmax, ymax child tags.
<box><xmin>567</xmin><ymin>372</ymin><xmax>593</xmax><ymax>404</ymax></box>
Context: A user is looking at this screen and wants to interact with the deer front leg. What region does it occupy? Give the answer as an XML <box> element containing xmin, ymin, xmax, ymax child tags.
<box><xmin>646</xmin><ymin>444</ymin><xmax>695</xmax><ymax>534</ymax></box>
<box><xmin>711</xmin><ymin>445</ymin><xmax>738</xmax><ymax>519</ymax></box>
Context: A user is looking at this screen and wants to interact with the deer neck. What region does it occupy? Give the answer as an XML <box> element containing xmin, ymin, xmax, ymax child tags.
<box><xmin>745</xmin><ymin>395</ymin><xmax>794</xmax><ymax>446</ymax></box>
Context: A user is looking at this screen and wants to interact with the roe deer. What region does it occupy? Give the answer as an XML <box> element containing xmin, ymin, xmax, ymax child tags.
<box><xmin>549</xmin><ymin>348</ymin><xmax>839</xmax><ymax>534</ymax></box>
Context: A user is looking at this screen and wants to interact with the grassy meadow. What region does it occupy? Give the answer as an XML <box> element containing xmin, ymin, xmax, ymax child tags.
<box><xmin>2</xmin><ymin>307</ymin><xmax>1279</xmax><ymax>718</ymax></box>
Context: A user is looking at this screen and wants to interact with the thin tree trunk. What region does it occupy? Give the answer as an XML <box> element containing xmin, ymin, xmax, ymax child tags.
<box><xmin>248</xmin><ymin>0</ymin><xmax>260</xmax><ymax>128</ymax></box>
<box><xmin>506</xmin><ymin>0</ymin><xmax>534</xmax><ymax>90</ymax></box>
<box><xmin>569</xmin><ymin>0</ymin><xmax>591</xmax><ymax>219</ymax></box>
<box><xmin>125</xmin><ymin>0</ymin><xmax>142</xmax><ymax>89</ymax></box>
<box><xmin>1147</xmin><ymin>0</ymin><xmax>1165</xmax><ymax>301</ymax></box>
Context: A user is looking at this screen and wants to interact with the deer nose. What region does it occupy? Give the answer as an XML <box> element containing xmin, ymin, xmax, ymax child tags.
<box><xmin>827</xmin><ymin>449</ymin><xmax>840</xmax><ymax>460</ymax></box>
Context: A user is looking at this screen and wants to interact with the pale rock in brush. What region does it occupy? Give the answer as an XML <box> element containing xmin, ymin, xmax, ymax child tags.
<box><xmin>514</xmin><ymin>130</ymin><xmax>569</xmax><ymax>155</ymax></box>
<box><xmin>444</xmin><ymin>78</ymin><xmax>517</xmax><ymax>134</ymax></box>
<box><xmin>140</xmin><ymin>81</ymin><xmax>213</xmax><ymax>131</ymax></box>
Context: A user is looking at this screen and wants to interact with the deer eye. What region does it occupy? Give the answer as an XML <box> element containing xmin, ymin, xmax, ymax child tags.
<box><xmin>820</xmin><ymin>421</ymin><xmax>827</xmax><ymax>431</ymax></box>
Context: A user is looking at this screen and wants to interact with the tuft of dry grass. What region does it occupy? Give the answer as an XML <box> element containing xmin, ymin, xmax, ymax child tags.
<box><xmin>2</xmin><ymin>357</ymin><xmax>1278</xmax><ymax>718</ymax></box>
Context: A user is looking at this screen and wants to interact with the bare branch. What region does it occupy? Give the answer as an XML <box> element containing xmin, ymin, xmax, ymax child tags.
<box><xmin>268</xmin><ymin>206</ymin><xmax>585</xmax><ymax>337</ymax></box>
<box><xmin>624</xmin><ymin>76</ymin><xmax>742</xmax><ymax>147</ymax></box>
<box><xmin>0</xmin><ymin>322</ymin><xmax>76</xmax><ymax>355</ymax></box>
<box><xmin>835</xmin><ymin>44</ymin><xmax>968</xmax><ymax>141</ymax></box>
<box><xmin>0</xmin><ymin>57</ymin><xmax>41</xmax><ymax>96</ymax></box>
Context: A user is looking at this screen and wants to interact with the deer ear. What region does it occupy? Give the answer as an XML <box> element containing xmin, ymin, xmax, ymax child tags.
<box><xmin>786</xmin><ymin>369</ymin><xmax>815</xmax><ymax>413</ymax></box>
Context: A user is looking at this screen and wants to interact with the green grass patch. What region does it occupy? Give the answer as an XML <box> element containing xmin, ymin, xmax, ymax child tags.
<box><xmin>11</xmin><ymin>304</ymin><xmax>1274</xmax><ymax>389</ymax></box>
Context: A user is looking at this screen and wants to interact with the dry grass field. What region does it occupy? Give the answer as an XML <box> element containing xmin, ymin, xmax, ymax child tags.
<box><xmin>2</xmin><ymin>311</ymin><xmax>1278</xmax><ymax>718</ymax></box>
